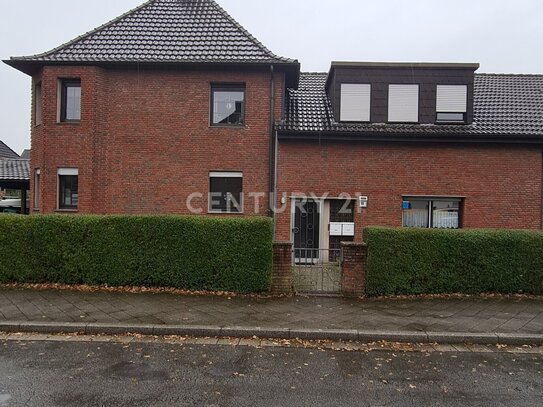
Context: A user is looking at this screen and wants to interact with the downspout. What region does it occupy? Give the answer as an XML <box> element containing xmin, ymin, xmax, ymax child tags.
<box><xmin>273</xmin><ymin>129</ymin><xmax>279</xmax><ymax>238</ymax></box>
<box><xmin>269</xmin><ymin>65</ymin><xmax>275</xmax><ymax>222</ymax></box>
<box><xmin>541</xmin><ymin>150</ymin><xmax>543</xmax><ymax>230</ymax></box>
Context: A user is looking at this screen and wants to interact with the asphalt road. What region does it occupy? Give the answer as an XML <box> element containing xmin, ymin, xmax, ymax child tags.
<box><xmin>0</xmin><ymin>338</ymin><xmax>541</xmax><ymax>407</ymax></box>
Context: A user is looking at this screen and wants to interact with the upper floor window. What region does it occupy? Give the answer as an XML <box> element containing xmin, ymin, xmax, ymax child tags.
<box><xmin>209</xmin><ymin>172</ymin><xmax>243</xmax><ymax>213</ymax></box>
<box><xmin>388</xmin><ymin>84</ymin><xmax>419</xmax><ymax>123</ymax></box>
<box><xmin>436</xmin><ymin>85</ymin><xmax>468</xmax><ymax>123</ymax></box>
<box><xmin>211</xmin><ymin>84</ymin><xmax>245</xmax><ymax>126</ymax></box>
<box><xmin>59</xmin><ymin>79</ymin><xmax>81</xmax><ymax>122</ymax></box>
<box><xmin>35</xmin><ymin>83</ymin><xmax>42</xmax><ymax>126</ymax></box>
<box><xmin>58</xmin><ymin>168</ymin><xmax>79</xmax><ymax>210</ymax></box>
<box><xmin>340</xmin><ymin>84</ymin><xmax>371</xmax><ymax>122</ymax></box>
<box><xmin>402</xmin><ymin>197</ymin><xmax>461</xmax><ymax>229</ymax></box>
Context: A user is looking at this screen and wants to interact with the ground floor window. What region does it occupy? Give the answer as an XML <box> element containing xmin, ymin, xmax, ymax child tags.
<box><xmin>58</xmin><ymin>168</ymin><xmax>78</xmax><ymax>210</ymax></box>
<box><xmin>402</xmin><ymin>197</ymin><xmax>461</xmax><ymax>229</ymax></box>
<box><xmin>34</xmin><ymin>169</ymin><xmax>40</xmax><ymax>209</ymax></box>
<box><xmin>209</xmin><ymin>172</ymin><xmax>243</xmax><ymax>213</ymax></box>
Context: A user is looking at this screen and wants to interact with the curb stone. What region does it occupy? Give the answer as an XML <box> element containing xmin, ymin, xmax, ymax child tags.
<box><xmin>0</xmin><ymin>321</ymin><xmax>542</xmax><ymax>346</ymax></box>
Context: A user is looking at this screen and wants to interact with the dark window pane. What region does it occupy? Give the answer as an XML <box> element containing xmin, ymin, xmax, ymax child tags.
<box><xmin>35</xmin><ymin>84</ymin><xmax>42</xmax><ymax>125</ymax></box>
<box><xmin>34</xmin><ymin>170</ymin><xmax>40</xmax><ymax>209</ymax></box>
<box><xmin>61</xmin><ymin>79</ymin><xmax>81</xmax><ymax>122</ymax></box>
<box><xmin>59</xmin><ymin>175</ymin><xmax>78</xmax><ymax>209</ymax></box>
<box><xmin>431</xmin><ymin>201</ymin><xmax>459</xmax><ymax>229</ymax></box>
<box><xmin>211</xmin><ymin>86</ymin><xmax>244</xmax><ymax>125</ymax></box>
<box><xmin>209</xmin><ymin>176</ymin><xmax>243</xmax><ymax>213</ymax></box>
<box><xmin>437</xmin><ymin>112</ymin><xmax>465</xmax><ymax>122</ymax></box>
<box><xmin>402</xmin><ymin>200</ymin><xmax>429</xmax><ymax>228</ymax></box>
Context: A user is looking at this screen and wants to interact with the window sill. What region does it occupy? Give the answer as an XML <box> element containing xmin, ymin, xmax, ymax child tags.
<box><xmin>208</xmin><ymin>211</ymin><xmax>244</xmax><ymax>215</ymax></box>
<box><xmin>55</xmin><ymin>208</ymin><xmax>79</xmax><ymax>213</ymax></box>
<box><xmin>56</xmin><ymin>121</ymin><xmax>80</xmax><ymax>125</ymax></box>
<box><xmin>209</xmin><ymin>124</ymin><xmax>245</xmax><ymax>129</ymax></box>
<box><xmin>435</xmin><ymin>121</ymin><xmax>467</xmax><ymax>125</ymax></box>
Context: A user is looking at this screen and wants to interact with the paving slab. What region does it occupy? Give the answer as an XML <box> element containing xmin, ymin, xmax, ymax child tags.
<box><xmin>0</xmin><ymin>287</ymin><xmax>542</xmax><ymax>345</ymax></box>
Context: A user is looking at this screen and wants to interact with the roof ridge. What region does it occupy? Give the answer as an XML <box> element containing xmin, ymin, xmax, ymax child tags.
<box><xmin>207</xmin><ymin>0</ymin><xmax>295</xmax><ymax>63</ymax></box>
<box><xmin>10</xmin><ymin>0</ymin><xmax>156</xmax><ymax>61</ymax></box>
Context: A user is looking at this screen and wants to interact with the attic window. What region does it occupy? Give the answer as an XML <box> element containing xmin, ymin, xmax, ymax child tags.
<box><xmin>436</xmin><ymin>85</ymin><xmax>467</xmax><ymax>123</ymax></box>
<box><xmin>388</xmin><ymin>84</ymin><xmax>419</xmax><ymax>123</ymax></box>
<box><xmin>340</xmin><ymin>84</ymin><xmax>371</xmax><ymax>122</ymax></box>
<box><xmin>211</xmin><ymin>84</ymin><xmax>245</xmax><ymax>126</ymax></box>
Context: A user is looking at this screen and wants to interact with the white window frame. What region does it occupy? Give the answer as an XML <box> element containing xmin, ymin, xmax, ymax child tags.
<box><xmin>57</xmin><ymin>168</ymin><xmax>79</xmax><ymax>210</ymax></box>
<box><xmin>208</xmin><ymin>171</ymin><xmax>243</xmax><ymax>214</ymax></box>
<box><xmin>436</xmin><ymin>85</ymin><xmax>468</xmax><ymax>123</ymax></box>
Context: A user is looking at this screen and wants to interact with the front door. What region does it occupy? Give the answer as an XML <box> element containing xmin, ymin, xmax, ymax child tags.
<box><xmin>293</xmin><ymin>199</ymin><xmax>320</xmax><ymax>263</ymax></box>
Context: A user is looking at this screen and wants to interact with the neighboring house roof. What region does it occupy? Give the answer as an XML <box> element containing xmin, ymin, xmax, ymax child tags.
<box><xmin>20</xmin><ymin>149</ymin><xmax>30</xmax><ymax>159</ymax></box>
<box><xmin>0</xmin><ymin>141</ymin><xmax>20</xmax><ymax>159</ymax></box>
<box><xmin>6</xmin><ymin>0</ymin><xmax>296</xmax><ymax>66</ymax></box>
<box><xmin>0</xmin><ymin>159</ymin><xmax>29</xmax><ymax>181</ymax></box>
<box><xmin>278</xmin><ymin>73</ymin><xmax>543</xmax><ymax>141</ymax></box>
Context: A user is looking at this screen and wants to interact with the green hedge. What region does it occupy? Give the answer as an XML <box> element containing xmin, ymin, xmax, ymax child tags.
<box><xmin>364</xmin><ymin>227</ymin><xmax>543</xmax><ymax>297</ymax></box>
<box><xmin>0</xmin><ymin>215</ymin><xmax>273</xmax><ymax>293</ymax></box>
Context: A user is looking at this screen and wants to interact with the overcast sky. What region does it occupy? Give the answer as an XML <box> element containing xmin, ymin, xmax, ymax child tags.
<box><xmin>1</xmin><ymin>0</ymin><xmax>542</xmax><ymax>154</ymax></box>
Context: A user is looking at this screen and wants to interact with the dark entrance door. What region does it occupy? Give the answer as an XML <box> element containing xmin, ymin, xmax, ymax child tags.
<box><xmin>293</xmin><ymin>200</ymin><xmax>320</xmax><ymax>263</ymax></box>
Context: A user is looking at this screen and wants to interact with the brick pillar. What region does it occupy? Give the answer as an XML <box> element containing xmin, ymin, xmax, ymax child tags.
<box><xmin>341</xmin><ymin>242</ymin><xmax>367</xmax><ymax>297</ymax></box>
<box><xmin>271</xmin><ymin>241</ymin><xmax>293</xmax><ymax>295</ymax></box>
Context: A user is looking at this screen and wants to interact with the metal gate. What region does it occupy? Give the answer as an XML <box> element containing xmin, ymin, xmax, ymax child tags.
<box><xmin>293</xmin><ymin>248</ymin><xmax>342</xmax><ymax>294</ymax></box>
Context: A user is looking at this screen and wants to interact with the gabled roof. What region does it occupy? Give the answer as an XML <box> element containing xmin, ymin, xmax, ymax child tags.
<box><xmin>277</xmin><ymin>72</ymin><xmax>543</xmax><ymax>142</ymax></box>
<box><xmin>20</xmin><ymin>149</ymin><xmax>30</xmax><ymax>159</ymax></box>
<box><xmin>0</xmin><ymin>141</ymin><xmax>20</xmax><ymax>159</ymax></box>
<box><xmin>0</xmin><ymin>159</ymin><xmax>29</xmax><ymax>181</ymax></box>
<box><xmin>6</xmin><ymin>0</ymin><xmax>297</xmax><ymax>69</ymax></box>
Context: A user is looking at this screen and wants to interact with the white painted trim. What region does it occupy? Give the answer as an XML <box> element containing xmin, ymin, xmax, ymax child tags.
<box><xmin>209</xmin><ymin>171</ymin><xmax>243</xmax><ymax>178</ymax></box>
<box><xmin>57</xmin><ymin>168</ymin><xmax>78</xmax><ymax>176</ymax></box>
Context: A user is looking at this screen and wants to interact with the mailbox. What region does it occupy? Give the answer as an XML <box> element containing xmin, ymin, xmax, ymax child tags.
<box><xmin>329</xmin><ymin>222</ymin><xmax>355</xmax><ymax>237</ymax></box>
<box><xmin>342</xmin><ymin>223</ymin><xmax>355</xmax><ymax>236</ymax></box>
<box><xmin>329</xmin><ymin>222</ymin><xmax>343</xmax><ymax>236</ymax></box>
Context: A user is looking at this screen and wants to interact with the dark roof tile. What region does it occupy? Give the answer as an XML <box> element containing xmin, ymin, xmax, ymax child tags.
<box><xmin>9</xmin><ymin>0</ymin><xmax>296</xmax><ymax>65</ymax></box>
<box><xmin>0</xmin><ymin>159</ymin><xmax>29</xmax><ymax>181</ymax></box>
<box><xmin>278</xmin><ymin>73</ymin><xmax>543</xmax><ymax>138</ymax></box>
<box><xmin>0</xmin><ymin>141</ymin><xmax>20</xmax><ymax>159</ymax></box>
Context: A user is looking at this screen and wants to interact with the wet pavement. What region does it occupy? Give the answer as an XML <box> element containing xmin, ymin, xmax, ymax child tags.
<box><xmin>0</xmin><ymin>335</ymin><xmax>541</xmax><ymax>406</ymax></box>
<box><xmin>0</xmin><ymin>288</ymin><xmax>542</xmax><ymax>335</ymax></box>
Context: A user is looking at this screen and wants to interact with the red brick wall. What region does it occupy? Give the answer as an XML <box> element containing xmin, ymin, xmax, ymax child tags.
<box><xmin>30</xmin><ymin>65</ymin><xmax>284</xmax><ymax>215</ymax></box>
<box><xmin>275</xmin><ymin>140</ymin><xmax>543</xmax><ymax>241</ymax></box>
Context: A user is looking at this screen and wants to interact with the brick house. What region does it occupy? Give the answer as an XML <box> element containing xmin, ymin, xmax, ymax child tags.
<box><xmin>4</xmin><ymin>0</ymin><xmax>543</xmax><ymax>260</ymax></box>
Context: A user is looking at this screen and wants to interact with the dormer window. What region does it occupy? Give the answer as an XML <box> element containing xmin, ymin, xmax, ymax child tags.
<box><xmin>388</xmin><ymin>84</ymin><xmax>419</xmax><ymax>123</ymax></box>
<box><xmin>436</xmin><ymin>85</ymin><xmax>467</xmax><ymax>123</ymax></box>
<box><xmin>340</xmin><ymin>84</ymin><xmax>371</xmax><ymax>122</ymax></box>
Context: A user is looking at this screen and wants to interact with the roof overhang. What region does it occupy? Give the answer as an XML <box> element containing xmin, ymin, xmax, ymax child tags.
<box><xmin>3</xmin><ymin>59</ymin><xmax>301</xmax><ymax>89</ymax></box>
<box><xmin>325</xmin><ymin>61</ymin><xmax>480</xmax><ymax>91</ymax></box>
<box><xmin>275</xmin><ymin>129</ymin><xmax>543</xmax><ymax>145</ymax></box>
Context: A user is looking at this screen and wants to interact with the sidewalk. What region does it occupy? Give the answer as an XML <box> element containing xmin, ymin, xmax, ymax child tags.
<box><xmin>0</xmin><ymin>287</ymin><xmax>542</xmax><ymax>344</ymax></box>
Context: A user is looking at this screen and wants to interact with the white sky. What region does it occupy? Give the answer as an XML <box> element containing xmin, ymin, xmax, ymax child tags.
<box><xmin>1</xmin><ymin>0</ymin><xmax>542</xmax><ymax>153</ymax></box>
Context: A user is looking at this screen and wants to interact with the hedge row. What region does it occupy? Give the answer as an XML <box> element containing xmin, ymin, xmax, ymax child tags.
<box><xmin>0</xmin><ymin>215</ymin><xmax>273</xmax><ymax>293</ymax></box>
<box><xmin>364</xmin><ymin>227</ymin><xmax>543</xmax><ymax>296</ymax></box>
